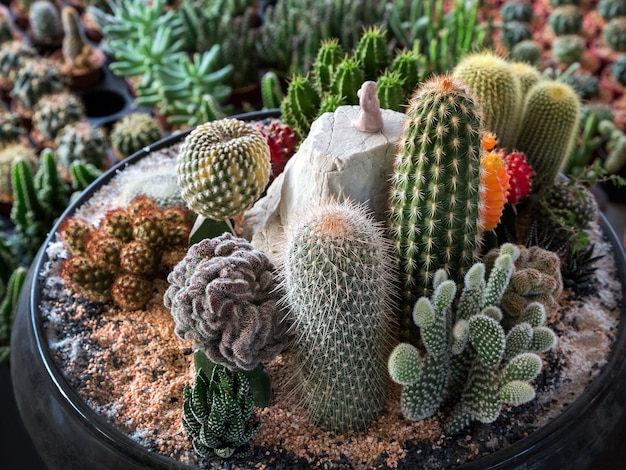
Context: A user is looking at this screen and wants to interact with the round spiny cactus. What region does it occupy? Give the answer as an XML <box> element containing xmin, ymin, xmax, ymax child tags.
<box><xmin>29</xmin><ymin>0</ymin><xmax>63</xmax><ymax>47</ymax></box>
<box><xmin>515</xmin><ymin>80</ymin><xmax>581</xmax><ymax>192</ymax></box>
<box><xmin>176</xmin><ymin>118</ymin><xmax>271</xmax><ymax>220</ymax></box>
<box><xmin>164</xmin><ymin>233</ymin><xmax>286</xmax><ymax>371</ymax></box>
<box><xmin>0</xmin><ymin>109</ymin><xmax>25</xmax><ymax>145</ymax></box>
<box><xmin>0</xmin><ymin>41</ymin><xmax>38</xmax><ymax>87</ymax></box>
<box><xmin>10</xmin><ymin>58</ymin><xmax>67</xmax><ymax>109</ymax></box>
<box><xmin>551</xmin><ymin>34</ymin><xmax>585</xmax><ymax>65</ymax></box>
<box><xmin>501</xmin><ymin>20</ymin><xmax>533</xmax><ymax>52</ymax></box>
<box><xmin>55</xmin><ymin>120</ymin><xmax>108</xmax><ymax>171</ymax></box>
<box><xmin>500</xmin><ymin>0</ymin><xmax>533</xmax><ymax>22</ymax></box>
<box><xmin>604</xmin><ymin>17</ymin><xmax>626</xmax><ymax>53</ymax></box>
<box><xmin>598</xmin><ymin>0</ymin><xmax>626</xmax><ymax>21</ymax></box>
<box><xmin>548</xmin><ymin>5</ymin><xmax>583</xmax><ymax>36</ymax></box>
<box><xmin>32</xmin><ymin>91</ymin><xmax>85</xmax><ymax>142</ymax></box>
<box><xmin>109</xmin><ymin>112</ymin><xmax>162</xmax><ymax>160</ymax></box>
<box><xmin>282</xmin><ymin>199</ymin><xmax>396</xmax><ymax>433</ymax></box>
<box><xmin>452</xmin><ymin>51</ymin><xmax>523</xmax><ymax>152</ymax></box>
<box><xmin>510</xmin><ymin>40</ymin><xmax>543</xmax><ymax>68</ymax></box>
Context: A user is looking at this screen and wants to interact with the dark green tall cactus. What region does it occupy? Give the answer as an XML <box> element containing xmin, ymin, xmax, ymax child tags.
<box><xmin>0</xmin><ymin>266</ymin><xmax>27</xmax><ymax>364</ymax></box>
<box><xmin>376</xmin><ymin>70</ymin><xmax>405</xmax><ymax>112</ymax></box>
<box><xmin>515</xmin><ymin>80</ymin><xmax>581</xmax><ymax>192</ymax></box>
<box><xmin>390</xmin><ymin>75</ymin><xmax>484</xmax><ymax>314</ymax></box>
<box><xmin>280</xmin><ymin>74</ymin><xmax>321</xmax><ymax>140</ymax></box>
<box><xmin>354</xmin><ymin>25</ymin><xmax>390</xmax><ymax>81</ymax></box>
<box><xmin>282</xmin><ymin>200</ymin><xmax>396</xmax><ymax>433</ymax></box>
<box><xmin>330</xmin><ymin>56</ymin><xmax>364</xmax><ymax>105</ymax></box>
<box><xmin>452</xmin><ymin>51</ymin><xmax>523</xmax><ymax>152</ymax></box>
<box><xmin>313</xmin><ymin>38</ymin><xmax>344</xmax><ymax>92</ymax></box>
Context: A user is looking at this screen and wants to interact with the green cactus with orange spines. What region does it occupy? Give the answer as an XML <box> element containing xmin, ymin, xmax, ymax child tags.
<box><xmin>452</xmin><ymin>51</ymin><xmax>524</xmax><ymax>153</ymax></box>
<box><xmin>515</xmin><ymin>80</ymin><xmax>581</xmax><ymax>193</ymax></box>
<box><xmin>354</xmin><ymin>25</ymin><xmax>389</xmax><ymax>81</ymax></box>
<box><xmin>390</xmin><ymin>75</ymin><xmax>484</xmax><ymax>319</ymax></box>
<box><xmin>176</xmin><ymin>118</ymin><xmax>271</xmax><ymax>221</ymax></box>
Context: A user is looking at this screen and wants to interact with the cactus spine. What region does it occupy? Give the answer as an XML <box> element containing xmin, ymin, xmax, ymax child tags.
<box><xmin>390</xmin><ymin>75</ymin><xmax>484</xmax><ymax>314</ymax></box>
<box><xmin>282</xmin><ymin>200</ymin><xmax>396</xmax><ymax>433</ymax></box>
<box><xmin>515</xmin><ymin>80</ymin><xmax>581</xmax><ymax>192</ymax></box>
<box><xmin>452</xmin><ymin>51</ymin><xmax>523</xmax><ymax>152</ymax></box>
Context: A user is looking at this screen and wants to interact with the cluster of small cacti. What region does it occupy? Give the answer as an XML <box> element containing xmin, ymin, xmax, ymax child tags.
<box><xmin>59</xmin><ymin>195</ymin><xmax>193</xmax><ymax>310</ymax></box>
<box><xmin>182</xmin><ymin>361</ymin><xmax>259</xmax><ymax>458</ymax></box>
<box><xmin>281</xmin><ymin>199</ymin><xmax>396</xmax><ymax>433</ymax></box>
<box><xmin>164</xmin><ymin>233</ymin><xmax>286</xmax><ymax>371</ymax></box>
<box><xmin>388</xmin><ymin>244</ymin><xmax>558</xmax><ymax>434</ymax></box>
<box><xmin>28</xmin><ymin>0</ymin><xmax>63</xmax><ymax>48</ymax></box>
<box><xmin>281</xmin><ymin>28</ymin><xmax>422</xmax><ymax>139</ymax></box>
<box><xmin>109</xmin><ymin>112</ymin><xmax>162</xmax><ymax>159</ymax></box>
<box><xmin>252</xmin><ymin>120</ymin><xmax>299</xmax><ymax>179</ymax></box>
<box><xmin>176</xmin><ymin>118</ymin><xmax>271</xmax><ymax>220</ymax></box>
<box><xmin>31</xmin><ymin>91</ymin><xmax>85</xmax><ymax>142</ymax></box>
<box><xmin>499</xmin><ymin>0</ymin><xmax>534</xmax><ymax>52</ymax></box>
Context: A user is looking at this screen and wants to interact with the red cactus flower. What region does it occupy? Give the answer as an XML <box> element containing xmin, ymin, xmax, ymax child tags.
<box><xmin>254</xmin><ymin>121</ymin><xmax>299</xmax><ymax>179</ymax></box>
<box><xmin>480</xmin><ymin>150</ymin><xmax>511</xmax><ymax>232</ymax></box>
<box><xmin>502</xmin><ymin>151</ymin><xmax>534</xmax><ymax>205</ymax></box>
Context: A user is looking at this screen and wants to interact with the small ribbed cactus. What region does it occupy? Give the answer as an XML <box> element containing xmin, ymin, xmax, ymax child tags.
<box><xmin>510</xmin><ymin>40</ymin><xmax>543</xmax><ymax>68</ymax></box>
<box><xmin>501</xmin><ymin>20</ymin><xmax>533</xmax><ymax>52</ymax></box>
<box><xmin>164</xmin><ymin>233</ymin><xmax>286</xmax><ymax>371</ymax></box>
<box><xmin>61</xmin><ymin>5</ymin><xmax>95</xmax><ymax>69</ymax></box>
<box><xmin>515</xmin><ymin>80</ymin><xmax>581</xmax><ymax>192</ymax></box>
<box><xmin>9</xmin><ymin>58</ymin><xmax>67</xmax><ymax>109</ymax></box>
<box><xmin>282</xmin><ymin>200</ymin><xmax>396</xmax><ymax>433</ymax></box>
<box><xmin>354</xmin><ymin>26</ymin><xmax>390</xmax><ymax>81</ymax></box>
<box><xmin>32</xmin><ymin>91</ymin><xmax>85</xmax><ymax>142</ymax></box>
<box><xmin>312</xmin><ymin>38</ymin><xmax>344</xmax><ymax>92</ymax></box>
<box><xmin>176</xmin><ymin>118</ymin><xmax>271</xmax><ymax>220</ymax></box>
<box><xmin>598</xmin><ymin>0</ymin><xmax>626</xmax><ymax>21</ymax></box>
<box><xmin>551</xmin><ymin>34</ymin><xmax>585</xmax><ymax>65</ymax></box>
<box><xmin>604</xmin><ymin>17</ymin><xmax>626</xmax><ymax>53</ymax></box>
<box><xmin>500</xmin><ymin>0</ymin><xmax>533</xmax><ymax>22</ymax></box>
<box><xmin>376</xmin><ymin>70</ymin><xmax>405</xmax><ymax>112</ymax></box>
<box><xmin>55</xmin><ymin>120</ymin><xmax>108</xmax><ymax>171</ymax></box>
<box><xmin>390</xmin><ymin>75</ymin><xmax>484</xmax><ymax>309</ymax></box>
<box><xmin>452</xmin><ymin>52</ymin><xmax>523</xmax><ymax>153</ymax></box>
<box><xmin>182</xmin><ymin>363</ymin><xmax>259</xmax><ymax>459</ymax></box>
<box><xmin>0</xmin><ymin>40</ymin><xmax>38</xmax><ymax>87</ymax></box>
<box><xmin>109</xmin><ymin>112</ymin><xmax>162</xmax><ymax>159</ymax></box>
<box><xmin>511</xmin><ymin>61</ymin><xmax>542</xmax><ymax>98</ymax></box>
<box><xmin>28</xmin><ymin>0</ymin><xmax>63</xmax><ymax>47</ymax></box>
<box><xmin>0</xmin><ymin>142</ymin><xmax>38</xmax><ymax>203</ymax></box>
<box><xmin>330</xmin><ymin>56</ymin><xmax>364</xmax><ymax>105</ymax></box>
<box><xmin>390</xmin><ymin>48</ymin><xmax>423</xmax><ymax>96</ymax></box>
<box><xmin>0</xmin><ymin>109</ymin><xmax>24</xmax><ymax>145</ymax></box>
<box><xmin>280</xmin><ymin>73</ymin><xmax>321</xmax><ymax>141</ymax></box>
<box><xmin>548</xmin><ymin>5</ymin><xmax>583</xmax><ymax>36</ymax></box>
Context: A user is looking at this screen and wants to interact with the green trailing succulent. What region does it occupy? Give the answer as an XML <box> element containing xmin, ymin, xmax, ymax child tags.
<box><xmin>109</xmin><ymin>112</ymin><xmax>162</xmax><ymax>159</ymax></box>
<box><xmin>388</xmin><ymin>244</ymin><xmax>558</xmax><ymax>434</ymax></box>
<box><xmin>282</xmin><ymin>199</ymin><xmax>396</xmax><ymax>433</ymax></box>
<box><xmin>164</xmin><ymin>233</ymin><xmax>287</xmax><ymax>371</ymax></box>
<box><xmin>182</xmin><ymin>358</ymin><xmax>259</xmax><ymax>459</ymax></box>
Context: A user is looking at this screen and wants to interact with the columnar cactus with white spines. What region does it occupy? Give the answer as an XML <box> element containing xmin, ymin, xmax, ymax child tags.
<box><xmin>390</xmin><ymin>75</ymin><xmax>484</xmax><ymax>319</ymax></box>
<box><xmin>164</xmin><ymin>233</ymin><xmax>286</xmax><ymax>371</ymax></box>
<box><xmin>176</xmin><ymin>118</ymin><xmax>271</xmax><ymax>221</ymax></box>
<box><xmin>282</xmin><ymin>200</ymin><xmax>396</xmax><ymax>433</ymax></box>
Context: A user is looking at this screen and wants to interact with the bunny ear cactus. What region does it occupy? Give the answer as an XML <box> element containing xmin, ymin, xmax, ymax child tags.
<box><xmin>515</xmin><ymin>80</ymin><xmax>581</xmax><ymax>193</ymax></box>
<box><xmin>164</xmin><ymin>233</ymin><xmax>286</xmax><ymax>371</ymax></box>
<box><xmin>176</xmin><ymin>118</ymin><xmax>271</xmax><ymax>221</ymax></box>
<box><xmin>282</xmin><ymin>199</ymin><xmax>396</xmax><ymax>433</ymax></box>
<box><xmin>389</xmin><ymin>75</ymin><xmax>484</xmax><ymax>319</ymax></box>
<box><xmin>452</xmin><ymin>51</ymin><xmax>524</xmax><ymax>153</ymax></box>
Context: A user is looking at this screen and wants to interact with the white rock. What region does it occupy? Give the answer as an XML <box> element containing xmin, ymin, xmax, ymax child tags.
<box><xmin>243</xmin><ymin>105</ymin><xmax>406</xmax><ymax>263</ymax></box>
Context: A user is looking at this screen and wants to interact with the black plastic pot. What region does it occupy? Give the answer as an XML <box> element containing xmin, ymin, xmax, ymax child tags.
<box><xmin>10</xmin><ymin>109</ymin><xmax>626</xmax><ymax>470</ymax></box>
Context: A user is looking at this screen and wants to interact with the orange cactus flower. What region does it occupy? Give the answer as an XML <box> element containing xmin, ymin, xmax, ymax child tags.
<box><xmin>480</xmin><ymin>150</ymin><xmax>510</xmax><ymax>231</ymax></box>
<box><xmin>481</xmin><ymin>132</ymin><xmax>498</xmax><ymax>151</ymax></box>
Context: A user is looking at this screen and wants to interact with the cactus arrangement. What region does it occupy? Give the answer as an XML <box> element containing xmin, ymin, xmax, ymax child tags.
<box><xmin>281</xmin><ymin>199</ymin><xmax>396</xmax><ymax>433</ymax></box>
<box><xmin>59</xmin><ymin>196</ymin><xmax>193</xmax><ymax>310</ymax></box>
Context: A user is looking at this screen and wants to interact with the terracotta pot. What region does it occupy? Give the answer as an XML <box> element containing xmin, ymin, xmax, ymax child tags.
<box><xmin>9</xmin><ymin>110</ymin><xmax>626</xmax><ymax>470</ymax></box>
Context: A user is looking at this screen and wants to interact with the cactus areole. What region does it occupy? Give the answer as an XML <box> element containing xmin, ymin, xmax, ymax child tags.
<box><xmin>176</xmin><ymin>118</ymin><xmax>271</xmax><ymax>220</ymax></box>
